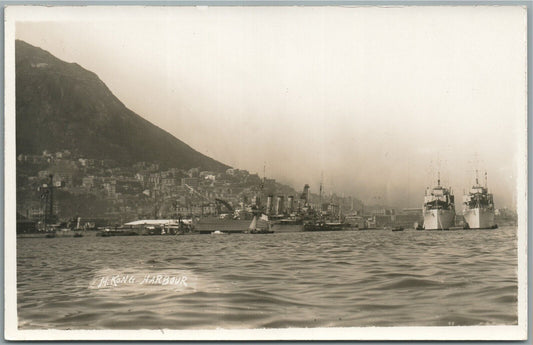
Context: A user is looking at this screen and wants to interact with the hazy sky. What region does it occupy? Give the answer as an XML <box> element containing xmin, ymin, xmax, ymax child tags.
<box><xmin>13</xmin><ymin>6</ymin><xmax>526</xmax><ymax>209</ymax></box>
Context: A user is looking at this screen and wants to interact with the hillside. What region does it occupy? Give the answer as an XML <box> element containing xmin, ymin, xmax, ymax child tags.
<box><xmin>15</xmin><ymin>40</ymin><xmax>229</xmax><ymax>171</ymax></box>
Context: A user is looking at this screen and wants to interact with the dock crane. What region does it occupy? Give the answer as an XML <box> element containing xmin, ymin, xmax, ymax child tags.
<box><xmin>183</xmin><ymin>184</ymin><xmax>234</xmax><ymax>214</ymax></box>
<box><xmin>38</xmin><ymin>174</ymin><xmax>58</xmax><ymax>228</ymax></box>
<box><xmin>214</xmin><ymin>198</ymin><xmax>234</xmax><ymax>213</ymax></box>
<box><xmin>300</xmin><ymin>184</ymin><xmax>310</xmax><ymax>206</ymax></box>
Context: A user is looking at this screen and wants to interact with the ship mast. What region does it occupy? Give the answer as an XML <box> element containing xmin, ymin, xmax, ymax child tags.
<box><xmin>263</xmin><ymin>164</ymin><xmax>266</xmax><ymax>187</ymax></box>
<box><xmin>259</xmin><ymin>163</ymin><xmax>266</xmax><ymax>209</ymax></box>
<box><xmin>48</xmin><ymin>174</ymin><xmax>54</xmax><ymax>223</ymax></box>
<box><xmin>437</xmin><ymin>171</ymin><xmax>440</xmax><ymax>187</ymax></box>
<box><xmin>319</xmin><ymin>172</ymin><xmax>323</xmax><ymax>213</ymax></box>
<box><xmin>475</xmin><ymin>169</ymin><xmax>479</xmax><ymax>186</ymax></box>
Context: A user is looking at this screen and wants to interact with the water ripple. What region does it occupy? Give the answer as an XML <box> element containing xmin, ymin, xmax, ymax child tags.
<box><xmin>17</xmin><ymin>226</ymin><xmax>518</xmax><ymax>329</ymax></box>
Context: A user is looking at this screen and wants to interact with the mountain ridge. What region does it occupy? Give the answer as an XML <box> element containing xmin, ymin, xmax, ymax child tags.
<box><xmin>16</xmin><ymin>39</ymin><xmax>229</xmax><ymax>171</ymax></box>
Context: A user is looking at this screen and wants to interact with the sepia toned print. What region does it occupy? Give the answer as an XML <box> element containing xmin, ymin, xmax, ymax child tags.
<box><xmin>4</xmin><ymin>5</ymin><xmax>527</xmax><ymax>341</ymax></box>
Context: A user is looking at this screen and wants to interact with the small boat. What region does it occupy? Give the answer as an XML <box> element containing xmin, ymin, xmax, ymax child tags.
<box><xmin>248</xmin><ymin>215</ymin><xmax>274</xmax><ymax>234</ymax></box>
<box><xmin>211</xmin><ymin>230</ymin><xmax>228</xmax><ymax>235</ymax></box>
<box><xmin>391</xmin><ymin>227</ymin><xmax>404</xmax><ymax>232</ymax></box>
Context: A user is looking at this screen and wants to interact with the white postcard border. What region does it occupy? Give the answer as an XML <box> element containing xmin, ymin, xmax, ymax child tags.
<box><xmin>3</xmin><ymin>5</ymin><xmax>528</xmax><ymax>341</ymax></box>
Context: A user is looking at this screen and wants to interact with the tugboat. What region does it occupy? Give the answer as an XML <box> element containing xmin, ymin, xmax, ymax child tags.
<box><xmin>423</xmin><ymin>173</ymin><xmax>456</xmax><ymax>230</ymax></box>
<box><xmin>463</xmin><ymin>171</ymin><xmax>497</xmax><ymax>229</ymax></box>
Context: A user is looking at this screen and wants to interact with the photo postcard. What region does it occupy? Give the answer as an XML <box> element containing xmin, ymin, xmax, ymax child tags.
<box><xmin>3</xmin><ymin>5</ymin><xmax>528</xmax><ymax>341</ymax></box>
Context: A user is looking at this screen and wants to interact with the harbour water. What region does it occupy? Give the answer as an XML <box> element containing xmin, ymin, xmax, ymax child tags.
<box><xmin>17</xmin><ymin>226</ymin><xmax>518</xmax><ymax>329</ymax></box>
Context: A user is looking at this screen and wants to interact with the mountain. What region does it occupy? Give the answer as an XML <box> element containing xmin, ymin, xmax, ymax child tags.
<box><xmin>15</xmin><ymin>40</ymin><xmax>229</xmax><ymax>171</ymax></box>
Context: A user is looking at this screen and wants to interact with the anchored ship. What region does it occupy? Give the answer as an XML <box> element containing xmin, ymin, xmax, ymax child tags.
<box><xmin>268</xmin><ymin>184</ymin><xmax>313</xmax><ymax>232</ymax></box>
<box><xmin>193</xmin><ymin>215</ymin><xmax>269</xmax><ymax>234</ymax></box>
<box><xmin>463</xmin><ymin>171</ymin><xmax>496</xmax><ymax>229</ymax></box>
<box><xmin>423</xmin><ymin>174</ymin><xmax>456</xmax><ymax>230</ymax></box>
<box><xmin>302</xmin><ymin>220</ymin><xmax>347</xmax><ymax>232</ymax></box>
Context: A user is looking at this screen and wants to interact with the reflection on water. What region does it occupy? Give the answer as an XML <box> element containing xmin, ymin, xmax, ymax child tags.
<box><xmin>17</xmin><ymin>226</ymin><xmax>518</xmax><ymax>329</ymax></box>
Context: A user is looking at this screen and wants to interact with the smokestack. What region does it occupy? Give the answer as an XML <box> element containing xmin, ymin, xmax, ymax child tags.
<box><xmin>275</xmin><ymin>195</ymin><xmax>284</xmax><ymax>215</ymax></box>
<box><xmin>287</xmin><ymin>196</ymin><xmax>294</xmax><ymax>213</ymax></box>
<box><xmin>266</xmin><ymin>195</ymin><xmax>273</xmax><ymax>215</ymax></box>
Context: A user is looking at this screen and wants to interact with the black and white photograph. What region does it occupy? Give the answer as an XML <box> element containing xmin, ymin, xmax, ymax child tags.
<box><xmin>4</xmin><ymin>5</ymin><xmax>528</xmax><ymax>341</ymax></box>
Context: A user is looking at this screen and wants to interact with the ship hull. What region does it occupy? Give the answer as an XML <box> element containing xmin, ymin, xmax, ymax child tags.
<box><xmin>270</xmin><ymin>223</ymin><xmax>303</xmax><ymax>232</ymax></box>
<box><xmin>463</xmin><ymin>208</ymin><xmax>495</xmax><ymax>229</ymax></box>
<box><xmin>193</xmin><ymin>218</ymin><xmax>268</xmax><ymax>234</ymax></box>
<box><xmin>423</xmin><ymin>209</ymin><xmax>455</xmax><ymax>230</ymax></box>
<box><xmin>303</xmin><ymin>222</ymin><xmax>347</xmax><ymax>232</ymax></box>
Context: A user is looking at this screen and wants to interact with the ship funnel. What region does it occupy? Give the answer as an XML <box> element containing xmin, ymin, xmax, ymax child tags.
<box><xmin>266</xmin><ymin>195</ymin><xmax>273</xmax><ymax>215</ymax></box>
<box><xmin>275</xmin><ymin>195</ymin><xmax>284</xmax><ymax>215</ymax></box>
<box><xmin>287</xmin><ymin>196</ymin><xmax>294</xmax><ymax>213</ymax></box>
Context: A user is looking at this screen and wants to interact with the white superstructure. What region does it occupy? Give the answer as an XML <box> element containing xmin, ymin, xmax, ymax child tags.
<box><xmin>462</xmin><ymin>172</ymin><xmax>495</xmax><ymax>229</ymax></box>
<box><xmin>423</xmin><ymin>175</ymin><xmax>456</xmax><ymax>230</ymax></box>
